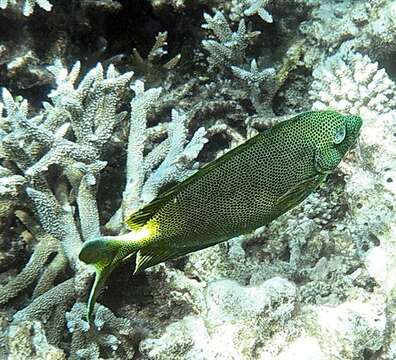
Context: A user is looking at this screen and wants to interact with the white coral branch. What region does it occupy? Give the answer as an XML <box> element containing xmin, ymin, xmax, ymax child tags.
<box><xmin>141</xmin><ymin>109</ymin><xmax>207</xmax><ymax>203</ymax></box>
<box><xmin>0</xmin><ymin>0</ymin><xmax>52</xmax><ymax>16</ymax></box>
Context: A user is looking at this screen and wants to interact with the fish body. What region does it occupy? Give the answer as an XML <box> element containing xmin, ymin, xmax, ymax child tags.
<box><xmin>79</xmin><ymin>110</ymin><xmax>362</xmax><ymax>320</ymax></box>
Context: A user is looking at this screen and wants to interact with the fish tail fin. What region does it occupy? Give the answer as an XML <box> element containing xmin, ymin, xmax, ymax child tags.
<box><xmin>79</xmin><ymin>234</ymin><xmax>142</xmax><ymax>323</ymax></box>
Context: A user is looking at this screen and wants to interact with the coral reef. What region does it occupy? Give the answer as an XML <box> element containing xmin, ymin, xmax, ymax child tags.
<box><xmin>0</xmin><ymin>0</ymin><xmax>395</xmax><ymax>359</ymax></box>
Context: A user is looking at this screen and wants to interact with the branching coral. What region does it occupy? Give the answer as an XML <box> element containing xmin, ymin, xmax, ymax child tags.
<box><xmin>0</xmin><ymin>60</ymin><xmax>134</xmax><ymax>350</ymax></box>
<box><xmin>0</xmin><ymin>211</ymin><xmax>59</xmax><ymax>305</ymax></box>
<box><xmin>0</xmin><ymin>0</ymin><xmax>52</xmax><ymax>16</ymax></box>
<box><xmin>231</xmin><ymin>58</ymin><xmax>277</xmax><ymax>114</ymax></box>
<box><xmin>0</xmin><ymin>55</ymin><xmax>208</xmax><ymax>357</ymax></box>
<box><xmin>0</xmin><ymin>60</ymin><xmax>133</xmax><ymax>271</ymax></box>
<box><xmin>0</xmin><ymin>166</ymin><xmax>26</xmax><ymax>216</ymax></box>
<box><xmin>131</xmin><ymin>31</ymin><xmax>181</xmax><ymax>79</ymax></box>
<box><xmin>201</xmin><ymin>9</ymin><xmax>279</xmax><ymax>122</ymax></box>
<box><xmin>202</xmin><ymin>11</ymin><xmax>260</xmax><ymax>68</ymax></box>
<box><xmin>230</xmin><ymin>0</ymin><xmax>273</xmax><ymax>23</ymax></box>
<box><xmin>106</xmin><ymin>80</ymin><xmax>207</xmax><ymax>232</ymax></box>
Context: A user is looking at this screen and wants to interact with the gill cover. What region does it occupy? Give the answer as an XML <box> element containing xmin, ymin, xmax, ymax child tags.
<box><xmin>314</xmin><ymin>147</ymin><xmax>344</xmax><ymax>173</ymax></box>
<box><xmin>313</xmin><ymin>112</ymin><xmax>362</xmax><ymax>173</ymax></box>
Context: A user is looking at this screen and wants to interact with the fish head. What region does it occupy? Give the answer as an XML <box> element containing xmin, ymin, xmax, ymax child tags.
<box><xmin>307</xmin><ymin>111</ymin><xmax>362</xmax><ymax>173</ymax></box>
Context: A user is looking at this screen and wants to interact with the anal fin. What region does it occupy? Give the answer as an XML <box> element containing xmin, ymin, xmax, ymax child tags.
<box><xmin>134</xmin><ymin>247</ymin><xmax>178</xmax><ymax>274</ymax></box>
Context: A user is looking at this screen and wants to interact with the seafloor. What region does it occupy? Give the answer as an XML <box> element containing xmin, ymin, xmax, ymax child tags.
<box><xmin>0</xmin><ymin>0</ymin><xmax>395</xmax><ymax>359</ymax></box>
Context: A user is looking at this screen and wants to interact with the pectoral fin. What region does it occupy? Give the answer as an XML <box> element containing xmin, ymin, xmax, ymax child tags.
<box><xmin>276</xmin><ymin>174</ymin><xmax>325</xmax><ymax>212</ymax></box>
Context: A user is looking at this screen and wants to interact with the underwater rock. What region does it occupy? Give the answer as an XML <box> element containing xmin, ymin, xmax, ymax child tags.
<box><xmin>4</xmin><ymin>320</ymin><xmax>65</xmax><ymax>360</ymax></box>
<box><xmin>140</xmin><ymin>277</ymin><xmax>297</xmax><ymax>359</ymax></box>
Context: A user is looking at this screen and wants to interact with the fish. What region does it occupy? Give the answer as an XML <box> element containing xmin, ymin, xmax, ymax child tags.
<box><xmin>79</xmin><ymin>110</ymin><xmax>362</xmax><ymax>321</ymax></box>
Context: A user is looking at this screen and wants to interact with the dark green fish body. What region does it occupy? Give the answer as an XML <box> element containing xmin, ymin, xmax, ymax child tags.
<box><xmin>80</xmin><ymin>110</ymin><xmax>362</xmax><ymax>320</ymax></box>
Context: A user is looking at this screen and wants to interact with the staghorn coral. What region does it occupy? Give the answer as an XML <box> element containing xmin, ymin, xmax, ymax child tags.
<box><xmin>0</xmin><ymin>212</ymin><xmax>59</xmax><ymax>305</ymax></box>
<box><xmin>201</xmin><ymin>11</ymin><xmax>260</xmax><ymax>69</ymax></box>
<box><xmin>106</xmin><ymin>80</ymin><xmax>207</xmax><ymax>232</ymax></box>
<box><xmin>0</xmin><ymin>0</ymin><xmax>119</xmax><ymax>16</ymax></box>
<box><xmin>231</xmin><ymin>58</ymin><xmax>277</xmax><ymax>114</ymax></box>
<box><xmin>0</xmin><ymin>58</ymin><xmax>208</xmax><ymax>358</ymax></box>
<box><xmin>0</xmin><ymin>0</ymin><xmax>52</xmax><ymax>16</ymax></box>
<box><xmin>148</xmin><ymin>0</ymin><xmax>210</xmax><ymax>9</ymax></box>
<box><xmin>201</xmin><ymin>9</ymin><xmax>281</xmax><ymax>132</ymax></box>
<box><xmin>0</xmin><ymin>166</ymin><xmax>26</xmax><ymax>217</ymax></box>
<box><xmin>130</xmin><ymin>31</ymin><xmax>181</xmax><ymax>80</ymax></box>
<box><xmin>229</xmin><ymin>0</ymin><xmax>273</xmax><ymax>23</ymax></box>
<box><xmin>0</xmin><ymin>60</ymin><xmax>135</xmax><ymax>351</ymax></box>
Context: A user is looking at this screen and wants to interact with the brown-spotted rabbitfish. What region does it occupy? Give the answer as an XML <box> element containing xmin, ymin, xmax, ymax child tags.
<box><xmin>79</xmin><ymin>110</ymin><xmax>362</xmax><ymax>321</ymax></box>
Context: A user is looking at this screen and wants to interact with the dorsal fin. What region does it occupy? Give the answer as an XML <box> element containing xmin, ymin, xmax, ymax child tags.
<box><xmin>125</xmin><ymin>187</ymin><xmax>181</xmax><ymax>231</ymax></box>
<box><xmin>125</xmin><ymin>132</ymin><xmax>268</xmax><ymax>231</ymax></box>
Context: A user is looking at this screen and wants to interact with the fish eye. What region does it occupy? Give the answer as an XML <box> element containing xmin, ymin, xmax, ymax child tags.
<box><xmin>334</xmin><ymin>126</ymin><xmax>346</xmax><ymax>144</ymax></box>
